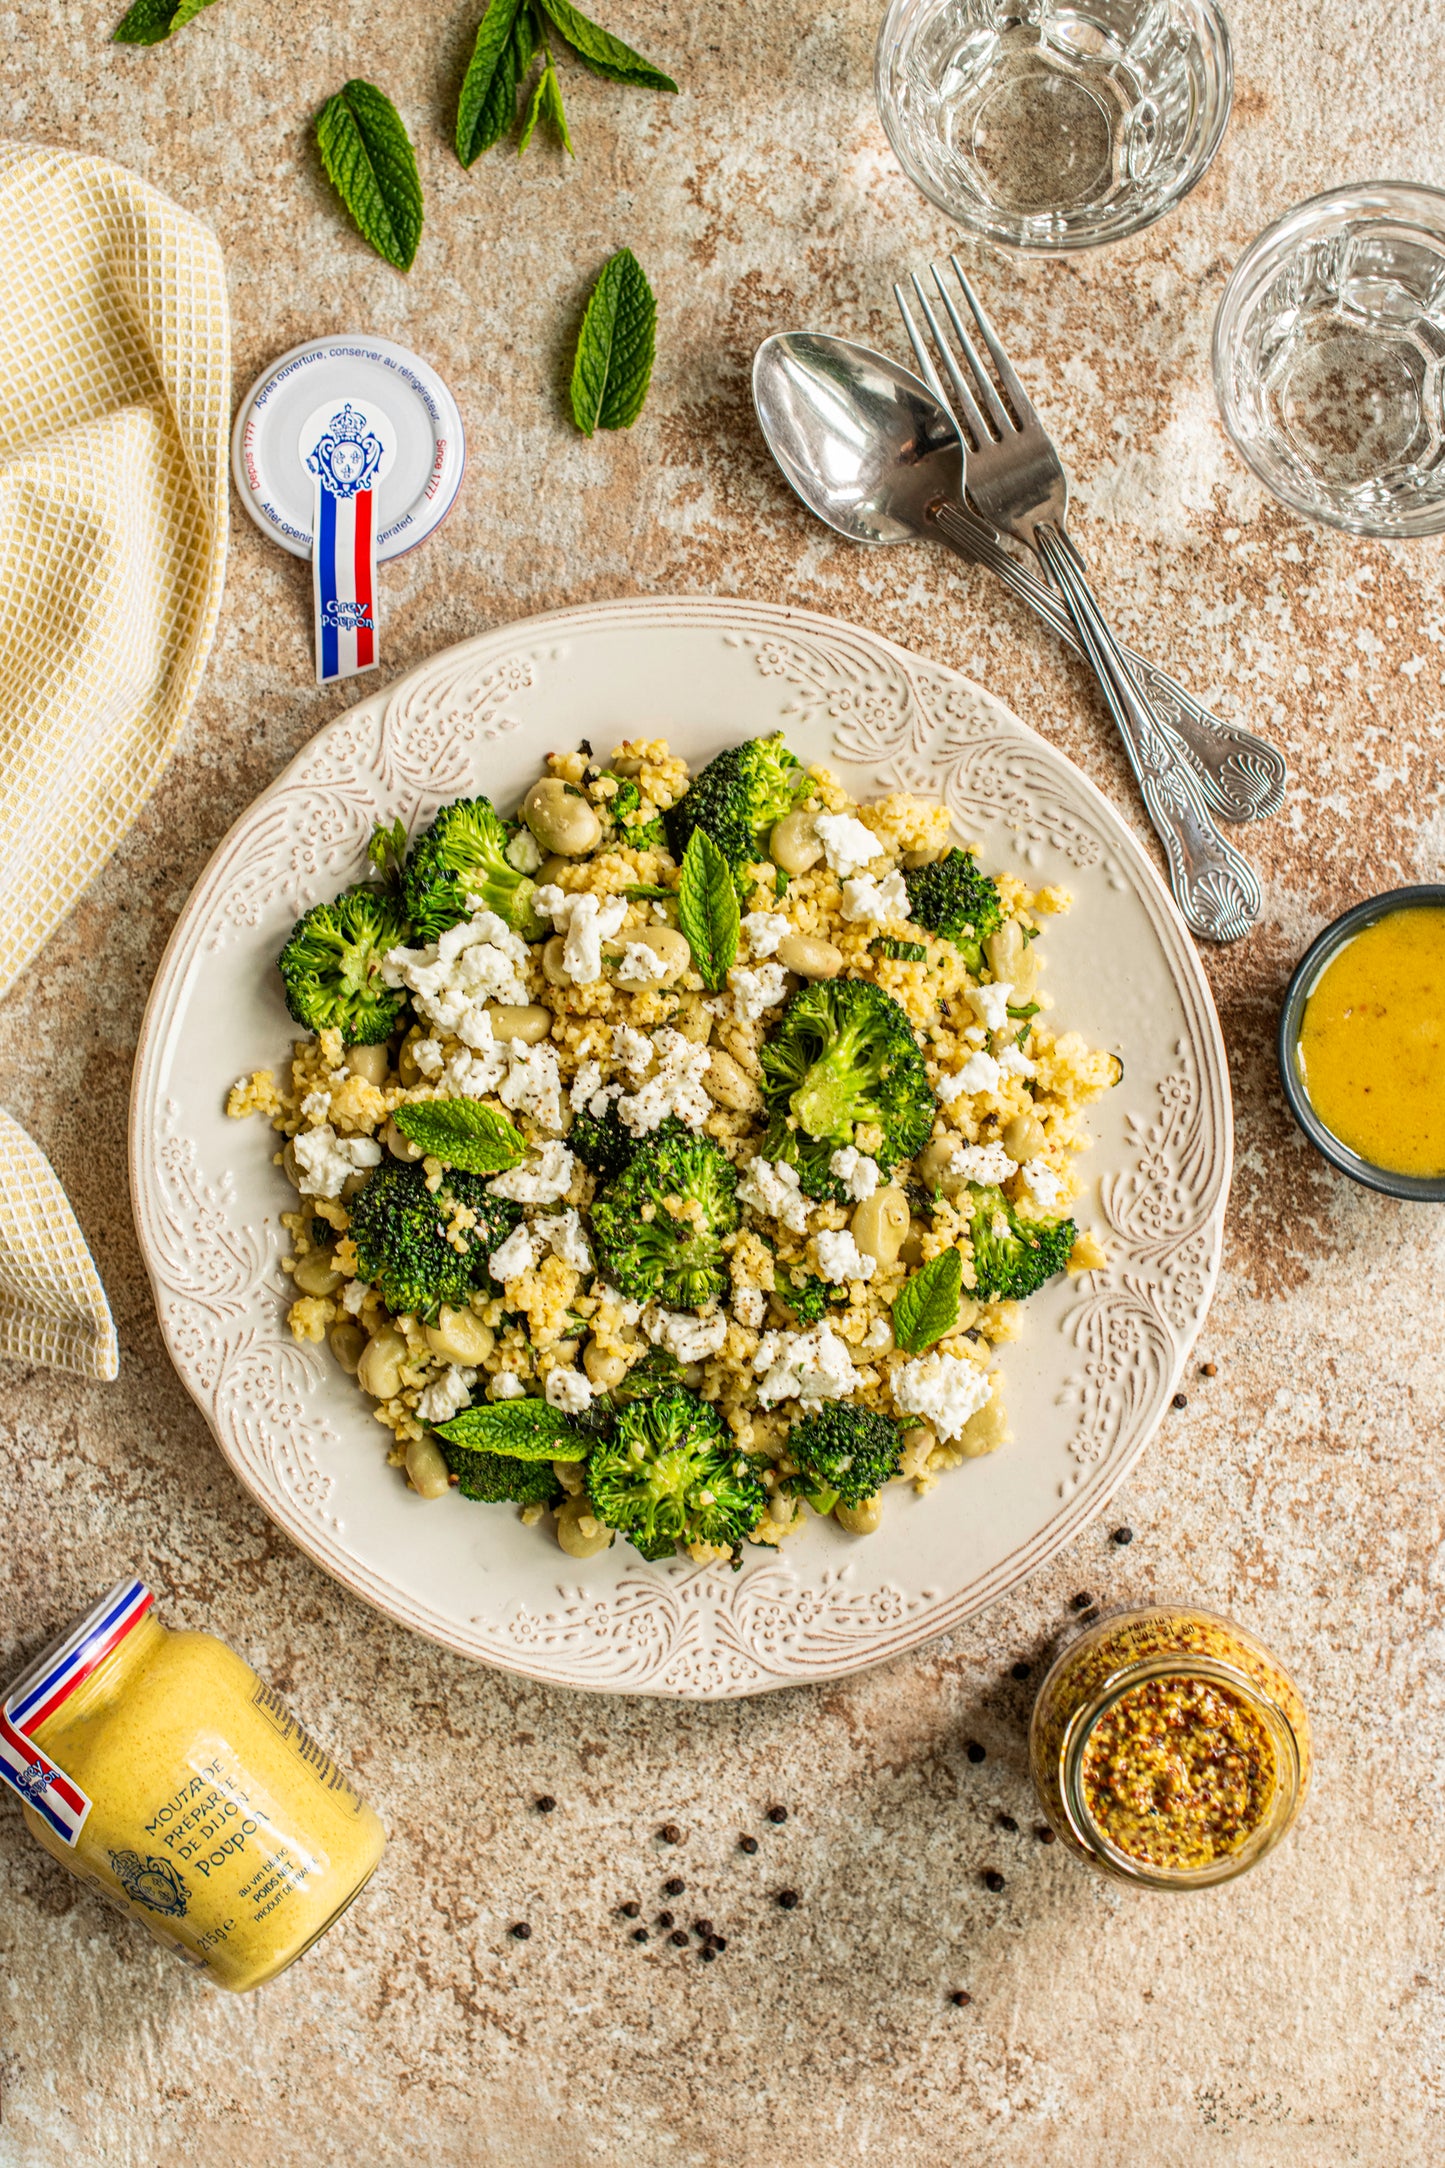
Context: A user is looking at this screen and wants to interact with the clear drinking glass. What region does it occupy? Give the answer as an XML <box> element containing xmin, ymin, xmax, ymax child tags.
<box><xmin>875</xmin><ymin>0</ymin><xmax>1232</xmax><ymax>252</ymax></box>
<box><xmin>1213</xmin><ymin>182</ymin><xmax>1445</xmax><ymax>538</ymax></box>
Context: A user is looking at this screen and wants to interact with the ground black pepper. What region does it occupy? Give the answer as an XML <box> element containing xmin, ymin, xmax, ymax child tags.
<box><xmin>660</xmin><ymin>1823</ymin><xmax>681</xmax><ymax>1844</ymax></box>
<box><xmin>983</xmin><ymin>1870</ymin><xmax>1005</xmax><ymax>1893</ymax></box>
<box><xmin>965</xmin><ymin>1740</ymin><xmax>986</xmax><ymax>1763</ymax></box>
<box><xmin>620</xmin><ymin>1900</ymin><xmax>640</xmax><ymax>1918</ymax></box>
<box><xmin>535</xmin><ymin>1796</ymin><xmax>556</xmax><ymax>1814</ymax></box>
<box><xmin>951</xmin><ymin>1991</ymin><xmax>972</xmax><ymax>2008</ymax></box>
<box><xmin>767</xmin><ymin>1806</ymin><xmax>788</xmax><ymax>1824</ymax></box>
<box><xmin>1113</xmin><ymin>1527</ymin><xmax>1134</xmax><ymax>1546</ymax></box>
<box><xmin>777</xmin><ymin>1889</ymin><xmax>799</xmax><ymax>1910</ymax></box>
<box><xmin>510</xmin><ymin>1922</ymin><xmax>531</xmax><ymax>1940</ymax></box>
<box><xmin>739</xmin><ymin>1834</ymin><xmax>758</xmax><ymax>1854</ymax></box>
<box><xmin>663</xmin><ymin>1877</ymin><xmax>685</xmax><ymax>1896</ymax></box>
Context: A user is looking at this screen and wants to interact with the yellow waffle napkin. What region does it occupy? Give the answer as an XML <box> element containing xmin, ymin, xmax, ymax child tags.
<box><xmin>0</xmin><ymin>140</ymin><xmax>230</xmax><ymax>1380</ymax></box>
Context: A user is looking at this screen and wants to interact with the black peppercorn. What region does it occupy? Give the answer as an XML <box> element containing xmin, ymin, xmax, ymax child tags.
<box><xmin>510</xmin><ymin>1922</ymin><xmax>531</xmax><ymax>1940</ymax></box>
<box><xmin>1036</xmin><ymin>1825</ymin><xmax>1056</xmax><ymax>1845</ymax></box>
<box><xmin>777</xmin><ymin>1889</ymin><xmax>799</xmax><ymax>1910</ymax></box>
<box><xmin>701</xmin><ymin>1946</ymin><xmax>716</xmax><ymax>1962</ymax></box>
<box><xmin>1173</xmin><ymin>1391</ymin><xmax>1188</xmax><ymax>1409</ymax></box>
<box><xmin>1112</xmin><ymin>1526</ymin><xmax>1134</xmax><ymax>1546</ymax></box>
<box><xmin>632</xmin><ymin>1928</ymin><xmax>649</xmax><ymax>1944</ymax></box>
<box><xmin>1010</xmin><ymin>1661</ymin><xmax>1031</xmax><ymax>1681</ymax></box>
<box><xmin>739</xmin><ymin>1834</ymin><xmax>759</xmax><ymax>1854</ymax></box>
<box><xmin>620</xmin><ymin>1900</ymin><xmax>641</xmax><ymax>1918</ymax></box>
<box><xmin>657</xmin><ymin>1910</ymin><xmax>674</xmax><ymax>1929</ymax></box>
<box><xmin>663</xmin><ymin>1877</ymin><xmax>685</xmax><ymax>1897</ymax></box>
<box><xmin>951</xmin><ymin>1990</ymin><xmax>972</xmax><ymax>2008</ymax></box>
<box><xmin>710</xmin><ymin>1935</ymin><xmax>727</xmax><ymax>1952</ymax></box>
<box><xmin>965</xmin><ymin>1740</ymin><xmax>986</xmax><ymax>1763</ymax></box>
<box><xmin>535</xmin><ymin>1795</ymin><xmax>556</xmax><ymax>1814</ymax></box>
<box><xmin>767</xmin><ymin>1805</ymin><xmax>788</xmax><ymax>1824</ymax></box>
<box><xmin>1072</xmin><ymin>1591</ymin><xmax>1094</xmax><ymax>1610</ymax></box>
<box><xmin>983</xmin><ymin>1870</ymin><xmax>1005</xmax><ymax>1893</ymax></box>
<box><xmin>998</xmin><ymin>1813</ymin><xmax>1018</xmax><ymax>1832</ymax></box>
<box><xmin>660</xmin><ymin>1823</ymin><xmax>681</xmax><ymax>1844</ymax></box>
<box><xmin>693</xmin><ymin>1919</ymin><xmax>713</xmax><ymax>1939</ymax></box>
<box><xmin>670</xmin><ymin>1929</ymin><xmax>689</xmax><ymax>1947</ymax></box>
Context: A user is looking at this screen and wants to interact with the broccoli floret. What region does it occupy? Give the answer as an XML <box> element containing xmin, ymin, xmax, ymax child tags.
<box><xmin>612</xmin><ymin>1346</ymin><xmax>685</xmax><ymax>1402</ymax></box>
<box><xmin>402</xmin><ymin>795</ymin><xmax>547</xmax><ymax>943</ymax></box>
<box><xmin>276</xmin><ymin>884</ymin><xmax>409</xmax><ymax>1044</ymax></box>
<box><xmin>759</xmin><ymin>979</ymin><xmax>932</xmax><ymax>1198</ymax></box>
<box><xmin>771</xmin><ymin>1267</ymin><xmax>839</xmax><ymax>1326</ymax></box>
<box><xmin>587</xmin><ymin>1385</ymin><xmax>766</xmax><ymax>1560</ymax></box>
<box><xmin>438</xmin><ymin>1441</ymin><xmax>563</xmax><ymax>1507</ymax></box>
<box><xmin>965</xmin><ymin>1184</ymin><xmax>1076</xmax><ymax>1302</ymax></box>
<box><xmin>903</xmin><ymin>849</ymin><xmax>1004</xmax><ymax>967</ymax></box>
<box><xmin>788</xmin><ymin>1404</ymin><xmax>902</xmax><ymax>1508</ymax></box>
<box><xmin>568</xmin><ymin>1101</ymin><xmax>686</xmax><ymax>1184</ymax></box>
<box><xmin>591</xmin><ymin>1131</ymin><xmax>739</xmax><ymax>1310</ymax></box>
<box><xmin>349</xmin><ymin>1159</ymin><xmax>521</xmax><ymax>1321</ymax></box>
<box><xmin>664</xmin><ymin>732</ymin><xmax>814</xmax><ymax>876</ymax></box>
<box><xmin>602</xmin><ymin>775</ymin><xmax>669</xmax><ymax>852</ymax></box>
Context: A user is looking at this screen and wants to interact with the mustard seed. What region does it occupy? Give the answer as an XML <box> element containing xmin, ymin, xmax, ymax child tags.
<box><xmin>1201</xmin><ymin>1362</ymin><xmax>1217</xmax><ymax>1377</ymax></box>
<box><xmin>1035</xmin><ymin>1825</ymin><xmax>1056</xmax><ymax>1845</ymax></box>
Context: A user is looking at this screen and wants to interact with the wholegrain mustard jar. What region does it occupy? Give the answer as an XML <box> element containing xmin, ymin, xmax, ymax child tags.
<box><xmin>1029</xmin><ymin>1605</ymin><xmax>1311</xmax><ymax>1890</ymax></box>
<box><xmin>1</xmin><ymin>1579</ymin><xmax>385</xmax><ymax>1989</ymax></box>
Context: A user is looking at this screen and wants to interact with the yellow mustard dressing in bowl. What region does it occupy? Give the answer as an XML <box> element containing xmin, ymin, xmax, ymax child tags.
<box><xmin>1296</xmin><ymin>906</ymin><xmax>1445</xmax><ymax>1178</ymax></box>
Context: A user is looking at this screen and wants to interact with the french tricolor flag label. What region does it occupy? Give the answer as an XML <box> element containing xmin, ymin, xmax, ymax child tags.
<box><xmin>1</xmin><ymin>1578</ymin><xmax>155</xmax><ymax>1845</ymax></box>
<box><xmin>305</xmin><ymin>401</ymin><xmax>388</xmax><ymax>685</ymax></box>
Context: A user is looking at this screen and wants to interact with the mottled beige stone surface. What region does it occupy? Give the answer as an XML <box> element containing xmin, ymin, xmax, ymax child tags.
<box><xmin>2</xmin><ymin>1</ymin><xmax>1444</xmax><ymax>2161</ymax></box>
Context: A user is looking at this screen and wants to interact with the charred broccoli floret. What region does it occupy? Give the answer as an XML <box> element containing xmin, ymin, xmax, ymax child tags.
<box><xmin>759</xmin><ymin>979</ymin><xmax>932</xmax><ymax>1198</ymax></box>
<box><xmin>402</xmin><ymin>795</ymin><xmax>547</xmax><ymax>943</ymax></box>
<box><xmin>664</xmin><ymin>732</ymin><xmax>814</xmax><ymax>876</ymax></box>
<box><xmin>903</xmin><ymin>849</ymin><xmax>1004</xmax><ymax>967</ymax></box>
<box><xmin>568</xmin><ymin>1101</ymin><xmax>686</xmax><ymax>1185</ymax></box>
<box><xmin>349</xmin><ymin>1159</ymin><xmax>522</xmax><ymax>1321</ymax></box>
<box><xmin>965</xmin><ymin>1184</ymin><xmax>1076</xmax><ymax>1302</ymax></box>
<box><xmin>603</xmin><ymin>774</ymin><xmax>668</xmax><ymax>852</ymax></box>
<box><xmin>437</xmin><ymin>1442</ymin><xmax>564</xmax><ymax>1508</ymax></box>
<box><xmin>788</xmin><ymin>1403</ymin><xmax>902</xmax><ymax>1508</ymax></box>
<box><xmin>276</xmin><ymin>884</ymin><xmax>409</xmax><ymax>1044</ymax></box>
<box><xmin>587</xmin><ymin>1385</ymin><xmax>766</xmax><ymax>1560</ymax></box>
<box><xmin>590</xmin><ymin>1131</ymin><xmax>739</xmax><ymax>1310</ymax></box>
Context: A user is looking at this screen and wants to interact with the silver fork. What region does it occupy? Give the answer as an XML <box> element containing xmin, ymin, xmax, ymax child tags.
<box><xmin>896</xmin><ymin>258</ymin><xmax>1262</xmax><ymax>946</ymax></box>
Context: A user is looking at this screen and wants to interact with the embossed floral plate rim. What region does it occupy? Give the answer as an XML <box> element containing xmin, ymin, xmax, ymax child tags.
<box><xmin>130</xmin><ymin>596</ymin><xmax>1231</xmax><ymax>1699</ymax></box>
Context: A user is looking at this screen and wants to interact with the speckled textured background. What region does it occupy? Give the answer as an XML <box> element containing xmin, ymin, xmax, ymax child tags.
<box><xmin>2</xmin><ymin>3</ymin><xmax>1444</xmax><ymax>2161</ymax></box>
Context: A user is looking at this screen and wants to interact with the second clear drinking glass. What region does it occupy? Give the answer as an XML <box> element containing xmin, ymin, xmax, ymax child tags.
<box><xmin>875</xmin><ymin>0</ymin><xmax>1232</xmax><ymax>252</ymax></box>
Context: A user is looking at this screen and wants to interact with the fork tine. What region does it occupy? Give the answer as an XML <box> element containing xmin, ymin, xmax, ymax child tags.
<box><xmin>907</xmin><ymin>273</ymin><xmax>992</xmax><ymax>449</ymax></box>
<box><xmin>929</xmin><ymin>262</ymin><xmax>1013</xmax><ymax>438</ymax></box>
<box><xmin>893</xmin><ymin>282</ymin><xmax>967</xmax><ymax>446</ymax></box>
<box><xmin>947</xmin><ymin>254</ymin><xmax>1040</xmax><ymax>428</ymax></box>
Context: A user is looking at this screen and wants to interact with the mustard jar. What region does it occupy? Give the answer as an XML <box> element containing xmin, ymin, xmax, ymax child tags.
<box><xmin>1</xmin><ymin>1578</ymin><xmax>385</xmax><ymax>1989</ymax></box>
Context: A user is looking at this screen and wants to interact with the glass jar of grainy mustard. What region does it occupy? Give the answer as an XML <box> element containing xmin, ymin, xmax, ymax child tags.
<box><xmin>1</xmin><ymin>1579</ymin><xmax>385</xmax><ymax>1990</ymax></box>
<box><xmin>1029</xmin><ymin>1606</ymin><xmax>1311</xmax><ymax>1889</ymax></box>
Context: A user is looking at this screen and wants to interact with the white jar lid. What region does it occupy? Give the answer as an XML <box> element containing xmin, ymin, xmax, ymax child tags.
<box><xmin>232</xmin><ymin>333</ymin><xmax>465</xmax><ymax>563</ymax></box>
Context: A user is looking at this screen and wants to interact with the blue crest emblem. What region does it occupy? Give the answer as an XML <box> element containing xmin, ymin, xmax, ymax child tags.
<box><xmin>13</xmin><ymin>1758</ymin><xmax>55</xmax><ymax>1803</ymax></box>
<box><xmin>108</xmin><ymin>1848</ymin><xmax>189</xmax><ymax>1918</ymax></box>
<box><xmin>307</xmin><ymin>403</ymin><xmax>383</xmax><ymax>499</ymax></box>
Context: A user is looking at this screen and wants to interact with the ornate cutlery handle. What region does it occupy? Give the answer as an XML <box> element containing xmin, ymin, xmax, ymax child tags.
<box><xmin>930</xmin><ymin>502</ymin><xmax>1286</xmax><ymax>825</ymax></box>
<box><xmin>1034</xmin><ymin>526</ymin><xmax>1262</xmax><ymax>945</ymax></box>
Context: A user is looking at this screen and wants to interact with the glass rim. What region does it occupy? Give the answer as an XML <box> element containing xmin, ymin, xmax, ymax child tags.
<box><xmin>1277</xmin><ymin>883</ymin><xmax>1445</xmax><ymax>1202</ymax></box>
<box><xmin>1057</xmin><ymin>1650</ymin><xmax>1305</xmax><ymax>1890</ymax></box>
<box><xmin>1212</xmin><ymin>179</ymin><xmax>1445</xmax><ymax>539</ymax></box>
<box><xmin>873</xmin><ymin>0</ymin><xmax>1234</xmax><ymax>255</ymax></box>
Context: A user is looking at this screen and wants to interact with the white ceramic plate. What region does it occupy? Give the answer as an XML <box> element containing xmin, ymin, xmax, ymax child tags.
<box><xmin>131</xmin><ymin>598</ymin><xmax>1230</xmax><ymax>1699</ymax></box>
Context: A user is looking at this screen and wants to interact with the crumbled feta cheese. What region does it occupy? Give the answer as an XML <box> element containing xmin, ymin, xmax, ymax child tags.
<box><xmin>300</xmin><ymin>1089</ymin><xmax>332</xmax><ymax>1122</ymax></box>
<box><xmin>731</xmin><ymin>1283</ymin><xmax>767</xmax><ymax>1329</ymax></box>
<box><xmin>488</xmin><ymin>1139</ymin><xmax>575</xmax><ymax>1204</ymax></box>
<box><xmin>737</xmin><ymin>1155</ymin><xmax>812</xmax><ymax>1235</ymax></box>
<box><xmin>433</xmin><ymin>1034</ymin><xmax>508</xmax><ymax>1099</ymax></box>
<box><xmin>863</xmin><ymin>1315</ymin><xmax>893</xmax><ymax>1353</ymax></box>
<box><xmin>814</xmin><ymin>1228</ymin><xmax>875</xmax><ymax>1284</ymax></box>
<box><xmin>753</xmin><ymin>1321</ymin><xmax>857</xmax><ymax>1407</ymax></box>
<box><xmin>1021</xmin><ymin>1157</ymin><xmax>1064</xmax><ymax>1211</ymax></box>
<box><xmin>536</xmin><ymin>1205</ymin><xmax>593</xmax><ymax>1271</ymax></box>
<box><xmin>963</xmin><ymin>1026</ymin><xmax>987</xmax><ymax>1048</ymax></box>
<box><xmin>742</xmin><ymin>910</ymin><xmax>790</xmax><ymax>958</ymax></box>
<box><xmin>491</xmin><ymin>1372</ymin><xmax>527</xmax><ymax>1400</ymax></box>
<box><xmin>616</xmin><ymin>942</ymin><xmax>666</xmax><ymax>987</ymax></box>
<box><xmin>815</xmin><ymin>812</ymin><xmax>883</xmax><ymax>878</ymax></box>
<box><xmin>415</xmin><ymin>1365</ymin><xmax>477</xmax><ymax>1424</ymax></box>
<box><xmin>611</xmin><ymin>1023</ymin><xmax>654</xmax><ymax>1080</ymax></box>
<box><xmin>383</xmin><ymin>908</ymin><xmax>530</xmax><ymax>1033</ymax></box>
<box><xmin>966</xmin><ymin>980</ymin><xmax>1013</xmax><ymax>1032</ymax></box>
<box><xmin>646</xmin><ymin>1306</ymin><xmax>729</xmax><ymax>1363</ymax></box>
<box><xmin>340</xmin><ymin>1279</ymin><xmax>368</xmax><ymax>1316</ymax></box>
<box><xmin>570</xmin><ymin>1060</ymin><xmax>605</xmax><ymax>1112</ymax></box>
<box><xmin>828</xmin><ymin>1146</ymin><xmax>880</xmax><ymax>1202</ymax></box>
<box><xmin>489</xmin><ymin>1222</ymin><xmax>542</xmax><ymax>1283</ymax></box>
<box><xmin>291</xmin><ymin>1124</ymin><xmax>383</xmax><ymax>1200</ymax></box>
<box><xmin>533</xmin><ymin>886</ymin><xmax>627</xmax><ymax>985</ymax></box>
<box><xmin>995</xmin><ymin>1044</ymin><xmax>1037</xmax><ymax>1080</ymax></box>
<box><xmin>545</xmin><ymin>1366</ymin><xmax>594</xmax><ymax>1413</ymax></box>
<box><xmin>594</xmin><ymin>1282</ymin><xmax>643</xmax><ymax>1326</ymax></box>
<box><xmin>618</xmin><ymin>1029</ymin><xmax>711</xmax><ymax>1136</ymax></box>
<box><xmin>936</xmin><ymin>1051</ymin><xmax>1001</xmax><ymax>1102</ymax></box>
<box><xmin>499</xmin><ymin>1040</ymin><xmax>563</xmax><ymax>1131</ymax></box>
<box><xmin>411</xmin><ymin>1038</ymin><xmax>446</xmax><ymax>1079</ymax></box>
<box><xmin>727</xmin><ymin>962</ymin><xmax>790</xmax><ymax>1024</ymax></box>
<box><xmin>506</xmin><ymin>827</ymin><xmax>544</xmax><ymax>874</ymax></box>
<box><xmin>892</xmin><ymin>1352</ymin><xmax>992</xmax><ymax>1440</ymax></box>
<box><xmin>949</xmin><ymin>1141</ymin><xmax>1018</xmax><ymax>1185</ymax></box>
<box><xmin>839</xmin><ymin>869</ymin><xmax>912</xmax><ymax>924</ymax></box>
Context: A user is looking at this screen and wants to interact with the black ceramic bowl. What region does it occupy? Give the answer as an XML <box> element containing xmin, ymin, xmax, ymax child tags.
<box><xmin>1278</xmin><ymin>883</ymin><xmax>1445</xmax><ymax>1202</ymax></box>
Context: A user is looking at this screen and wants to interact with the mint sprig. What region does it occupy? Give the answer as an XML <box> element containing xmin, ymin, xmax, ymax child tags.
<box><xmin>892</xmin><ymin>1247</ymin><xmax>963</xmax><ymax>1355</ymax></box>
<box><xmin>454</xmin><ymin>0</ymin><xmax>673</xmax><ymax>163</ymax></box>
<box><xmin>112</xmin><ymin>0</ymin><xmax>216</xmax><ymax>41</ymax></box>
<box><xmin>677</xmin><ymin>828</ymin><xmax>740</xmax><ymax>993</ymax></box>
<box><xmin>537</xmin><ymin>0</ymin><xmax>677</xmax><ymax>90</ymax></box>
<box><xmin>391</xmin><ymin>1099</ymin><xmax>528</xmax><ymax>1175</ymax></box>
<box><xmin>456</xmin><ymin>0</ymin><xmax>529</xmax><ymax>165</ymax></box>
<box><xmin>435</xmin><ymin>1398</ymin><xmax>587</xmax><ymax>1460</ymax></box>
<box><xmin>569</xmin><ymin>247</ymin><xmax>656</xmax><ymax>435</ymax></box>
<box><xmin>520</xmin><ymin>58</ymin><xmax>574</xmax><ymax>155</ymax></box>
<box><xmin>316</xmin><ymin>80</ymin><xmax>424</xmax><ymax>272</ymax></box>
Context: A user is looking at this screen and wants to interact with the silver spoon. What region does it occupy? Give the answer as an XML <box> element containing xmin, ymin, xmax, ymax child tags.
<box><xmin>752</xmin><ymin>330</ymin><xmax>1286</xmax><ymax>828</ymax></box>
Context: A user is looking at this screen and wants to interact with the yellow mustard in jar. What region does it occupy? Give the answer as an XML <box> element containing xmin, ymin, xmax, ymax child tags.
<box><xmin>2</xmin><ymin>1579</ymin><xmax>385</xmax><ymax>1990</ymax></box>
<box><xmin>1029</xmin><ymin>1606</ymin><xmax>1310</xmax><ymax>1889</ymax></box>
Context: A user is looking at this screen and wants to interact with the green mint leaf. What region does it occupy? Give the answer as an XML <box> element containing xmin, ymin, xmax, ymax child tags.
<box><xmin>456</xmin><ymin>0</ymin><xmax>528</xmax><ymax>165</ymax></box>
<box><xmin>536</xmin><ymin>0</ymin><xmax>677</xmax><ymax>90</ymax></box>
<box><xmin>871</xmin><ymin>937</ymin><xmax>928</xmax><ymax>962</ymax></box>
<box><xmin>316</xmin><ymin>80</ymin><xmax>424</xmax><ymax>271</ymax></box>
<box><xmin>392</xmin><ymin>1099</ymin><xmax>527</xmax><ymax>1175</ymax></box>
<box><xmin>774</xmin><ymin>868</ymin><xmax>789</xmax><ymax>899</ymax></box>
<box><xmin>622</xmin><ymin>884</ymin><xmax>673</xmax><ymax>900</ymax></box>
<box><xmin>520</xmin><ymin>59</ymin><xmax>574</xmax><ymax>154</ymax></box>
<box><xmin>435</xmin><ymin>1398</ymin><xmax>587</xmax><ymax>1460</ymax></box>
<box><xmin>113</xmin><ymin>0</ymin><xmax>216</xmax><ymax>42</ymax></box>
<box><xmin>677</xmin><ymin>828</ymin><xmax>740</xmax><ymax>992</ymax></box>
<box><xmin>892</xmin><ymin>1246</ymin><xmax>963</xmax><ymax>1355</ymax></box>
<box><xmin>569</xmin><ymin>246</ymin><xmax>656</xmax><ymax>434</ymax></box>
